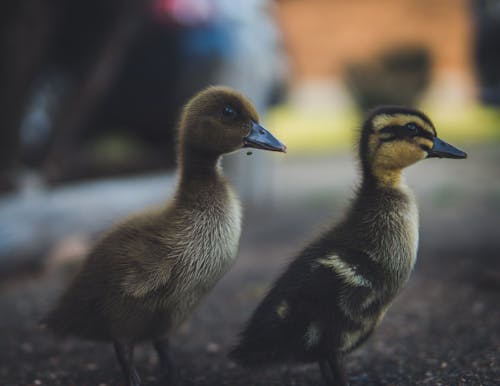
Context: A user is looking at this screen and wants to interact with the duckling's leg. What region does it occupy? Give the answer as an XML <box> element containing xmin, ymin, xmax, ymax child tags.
<box><xmin>318</xmin><ymin>353</ymin><xmax>347</xmax><ymax>386</ymax></box>
<box><xmin>113</xmin><ymin>340</ymin><xmax>141</xmax><ymax>386</ymax></box>
<box><xmin>153</xmin><ymin>337</ymin><xmax>178</xmax><ymax>385</ymax></box>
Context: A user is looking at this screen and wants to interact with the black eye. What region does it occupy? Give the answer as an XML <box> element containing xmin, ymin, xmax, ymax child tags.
<box><xmin>222</xmin><ymin>105</ymin><xmax>237</xmax><ymax>119</ymax></box>
<box><xmin>405</xmin><ymin>122</ymin><xmax>418</xmax><ymax>136</ymax></box>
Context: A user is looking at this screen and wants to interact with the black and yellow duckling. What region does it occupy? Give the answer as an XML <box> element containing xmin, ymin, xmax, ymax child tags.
<box><xmin>230</xmin><ymin>106</ymin><xmax>466</xmax><ymax>385</ymax></box>
<box><xmin>45</xmin><ymin>86</ymin><xmax>286</xmax><ymax>386</ymax></box>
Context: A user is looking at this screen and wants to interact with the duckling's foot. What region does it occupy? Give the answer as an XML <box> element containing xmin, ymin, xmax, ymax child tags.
<box><xmin>113</xmin><ymin>340</ymin><xmax>141</xmax><ymax>386</ymax></box>
<box><xmin>318</xmin><ymin>354</ymin><xmax>347</xmax><ymax>386</ymax></box>
<box><xmin>153</xmin><ymin>338</ymin><xmax>178</xmax><ymax>385</ymax></box>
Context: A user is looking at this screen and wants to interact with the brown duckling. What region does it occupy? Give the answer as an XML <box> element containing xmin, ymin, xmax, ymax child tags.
<box><xmin>45</xmin><ymin>86</ymin><xmax>286</xmax><ymax>386</ymax></box>
<box><xmin>230</xmin><ymin>106</ymin><xmax>466</xmax><ymax>385</ymax></box>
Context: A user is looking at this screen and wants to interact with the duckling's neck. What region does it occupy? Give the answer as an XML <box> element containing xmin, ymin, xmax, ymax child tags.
<box><xmin>177</xmin><ymin>150</ymin><xmax>225</xmax><ymax>194</ymax></box>
<box><xmin>362</xmin><ymin>163</ymin><xmax>405</xmax><ymax>190</ymax></box>
<box><xmin>371</xmin><ymin>167</ymin><xmax>404</xmax><ymax>189</ymax></box>
<box><xmin>355</xmin><ymin>167</ymin><xmax>418</xmax><ymax>289</ymax></box>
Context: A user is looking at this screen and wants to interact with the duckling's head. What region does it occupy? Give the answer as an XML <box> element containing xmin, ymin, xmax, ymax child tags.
<box><xmin>177</xmin><ymin>86</ymin><xmax>286</xmax><ymax>161</ymax></box>
<box><xmin>359</xmin><ymin>106</ymin><xmax>467</xmax><ymax>186</ymax></box>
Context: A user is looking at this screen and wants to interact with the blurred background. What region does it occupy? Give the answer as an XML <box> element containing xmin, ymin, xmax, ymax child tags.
<box><xmin>0</xmin><ymin>0</ymin><xmax>499</xmax><ymax>385</ymax></box>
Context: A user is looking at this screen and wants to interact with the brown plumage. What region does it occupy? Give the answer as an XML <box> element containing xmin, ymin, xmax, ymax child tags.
<box><xmin>45</xmin><ymin>86</ymin><xmax>286</xmax><ymax>386</ymax></box>
<box><xmin>230</xmin><ymin>106</ymin><xmax>467</xmax><ymax>386</ymax></box>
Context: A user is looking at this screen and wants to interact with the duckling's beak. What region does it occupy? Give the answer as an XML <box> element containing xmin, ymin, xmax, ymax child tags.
<box><xmin>427</xmin><ymin>137</ymin><xmax>467</xmax><ymax>159</ymax></box>
<box><xmin>243</xmin><ymin>122</ymin><xmax>287</xmax><ymax>153</ymax></box>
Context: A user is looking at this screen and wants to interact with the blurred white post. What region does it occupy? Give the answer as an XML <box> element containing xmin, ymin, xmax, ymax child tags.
<box><xmin>214</xmin><ymin>0</ymin><xmax>288</xmax><ymax>206</ymax></box>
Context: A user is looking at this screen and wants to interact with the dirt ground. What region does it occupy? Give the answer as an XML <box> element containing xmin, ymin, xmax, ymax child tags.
<box><xmin>0</xmin><ymin>144</ymin><xmax>499</xmax><ymax>385</ymax></box>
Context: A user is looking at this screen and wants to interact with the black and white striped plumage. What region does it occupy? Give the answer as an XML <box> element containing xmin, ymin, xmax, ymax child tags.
<box><xmin>230</xmin><ymin>106</ymin><xmax>467</xmax><ymax>385</ymax></box>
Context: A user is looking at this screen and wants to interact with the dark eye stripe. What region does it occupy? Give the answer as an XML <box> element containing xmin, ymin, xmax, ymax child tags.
<box><xmin>417</xmin><ymin>129</ymin><xmax>434</xmax><ymax>140</ymax></box>
<box><xmin>379</xmin><ymin>124</ymin><xmax>434</xmax><ymax>141</ymax></box>
<box><xmin>379</xmin><ymin>134</ymin><xmax>396</xmax><ymax>142</ymax></box>
<box><xmin>379</xmin><ymin>125</ymin><xmax>400</xmax><ymax>134</ymax></box>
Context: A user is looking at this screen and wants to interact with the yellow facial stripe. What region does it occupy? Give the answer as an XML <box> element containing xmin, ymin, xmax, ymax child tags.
<box><xmin>415</xmin><ymin>136</ymin><xmax>433</xmax><ymax>149</ymax></box>
<box><xmin>374</xmin><ymin>141</ymin><xmax>427</xmax><ymax>168</ymax></box>
<box><xmin>371</xmin><ymin>139</ymin><xmax>428</xmax><ymax>187</ymax></box>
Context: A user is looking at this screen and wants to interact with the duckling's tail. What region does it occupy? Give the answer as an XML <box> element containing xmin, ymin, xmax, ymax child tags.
<box><xmin>229</xmin><ymin>324</ymin><xmax>296</xmax><ymax>367</ymax></box>
<box><xmin>229</xmin><ymin>340</ymin><xmax>273</xmax><ymax>367</ymax></box>
<box><xmin>43</xmin><ymin>304</ymin><xmax>76</xmax><ymax>337</ymax></box>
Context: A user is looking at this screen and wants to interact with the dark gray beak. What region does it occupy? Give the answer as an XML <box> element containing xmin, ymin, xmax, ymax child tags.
<box><xmin>243</xmin><ymin>121</ymin><xmax>287</xmax><ymax>153</ymax></box>
<box><xmin>427</xmin><ymin>137</ymin><xmax>467</xmax><ymax>159</ymax></box>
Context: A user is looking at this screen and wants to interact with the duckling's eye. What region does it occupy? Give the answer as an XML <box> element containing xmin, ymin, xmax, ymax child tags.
<box><xmin>222</xmin><ymin>105</ymin><xmax>237</xmax><ymax>119</ymax></box>
<box><xmin>405</xmin><ymin>122</ymin><xmax>418</xmax><ymax>136</ymax></box>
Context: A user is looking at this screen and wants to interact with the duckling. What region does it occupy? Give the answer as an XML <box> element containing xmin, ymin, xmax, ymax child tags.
<box><xmin>45</xmin><ymin>86</ymin><xmax>286</xmax><ymax>386</ymax></box>
<box><xmin>230</xmin><ymin>106</ymin><xmax>466</xmax><ymax>385</ymax></box>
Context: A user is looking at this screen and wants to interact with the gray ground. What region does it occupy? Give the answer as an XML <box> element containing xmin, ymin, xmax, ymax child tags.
<box><xmin>0</xmin><ymin>144</ymin><xmax>499</xmax><ymax>385</ymax></box>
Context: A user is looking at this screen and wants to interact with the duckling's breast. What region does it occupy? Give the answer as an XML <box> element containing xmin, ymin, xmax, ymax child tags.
<box><xmin>371</xmin><ymin>185</ymin><xmax>419</xmax><ymax>291</ymax></box>
<box><xmin>161</xmin><ymin>187</ymin><xmax>242</xmax><ymax>328</ymax></box>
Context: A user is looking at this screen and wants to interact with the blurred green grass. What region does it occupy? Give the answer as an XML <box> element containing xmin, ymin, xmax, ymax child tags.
<box><xmin>267</xmin><ymin>103</ymin><xmax>500</xmax><ymax>155</ymax></box>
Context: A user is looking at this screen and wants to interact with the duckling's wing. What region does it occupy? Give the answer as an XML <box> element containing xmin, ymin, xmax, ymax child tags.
<box><xmin>57</xmin><ymin>211</ymin><xmax>176</xmax><ymax>301</ymax></box>
<box><xmin>107</xmin><ymin>228</ymin><xmax>175</xmax><ymax>299</ymax></box>
<box><xmin>230</xmin><ymin>256</ymin><xmax>343</xmax><ymax>365</ymax></box>
<box><xmin>314</xmin><ymin>247</ymin><xmax>387</xmax><ymax>317</ymax></box>
<box><xmin>231</xmin><ymin>248</ymin><xmax>386</xmax><ymax>365</ymax></box>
